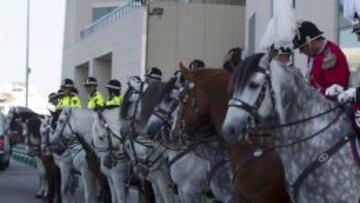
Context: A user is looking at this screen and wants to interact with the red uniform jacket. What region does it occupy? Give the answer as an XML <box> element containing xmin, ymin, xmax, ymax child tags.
<box><xmin>308</xmin><ymin>41</ymin><xmax>350</xmax><ymax>96</ymax></box>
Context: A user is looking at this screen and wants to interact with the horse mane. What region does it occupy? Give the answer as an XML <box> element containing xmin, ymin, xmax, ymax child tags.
<box><xmin>120</xmin><ymin>87</ymin><xmax>135</xmax><ymax>119</ymax></box>
<box><xmin>50</xmin><ymin>109</ymin><xmax>62</xmax><ymax>129</ymax></box>
<box><xmin>26</xmin><ymin>116</ymin><xmax>42</xmax><ymax>138</ymax></box>
<box><xmin>137</xmin><ymin>80</ymin><xmax>169</xmax><ymax>127</ymax></box>
<box><xmin>230</xmin><ymin>53</ymin><xmax>265</xmax><ymax>93</ymax></box>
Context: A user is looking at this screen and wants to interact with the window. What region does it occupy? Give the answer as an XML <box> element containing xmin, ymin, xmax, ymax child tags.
<box><xmin>248</xmin><ymin>13</ymin><xmax>256</xmax><ymax>54</ymax></box>
<box><xmin>92</xmin><ymin>7</ymin><xmax>117</xmax><ymax>22</ymax></box>
<box><xmin>338</xmin><ymin>0</ymin><xmax>360</xmax><ymax>86</ymax></box>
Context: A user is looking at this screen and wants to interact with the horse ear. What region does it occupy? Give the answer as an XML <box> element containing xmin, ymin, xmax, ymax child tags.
<box><xmin>49</xmin><ymin>110</ymin><xmax>55</xmax><ymax>117</ymax></box>
<box><xmin>179</xmin><ymin>62</ymin><xmax>191</xmax><ymax>80</ymax></box>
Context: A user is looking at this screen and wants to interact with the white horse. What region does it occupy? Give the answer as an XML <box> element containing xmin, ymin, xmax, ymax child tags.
<box><xmin>222</xmin><ymin>53</ymin><xmax>360</xmax><ymax>203</ymax></box>
<box><xmin>120</xmin><ymin>77</ymin><xmax>177</xmax><ymax>203</ymax></box>
<box><xmin>92</xmin><ymin>107</ymin><xmax>129</xmax><ymax>203</ymax></box>
<box><xmin>144</xmin><ymin>77</ymin><xmax>235</xmax><ymax>203</ymax></box>
<box><xmin>51</xmin><ymin>107</ymin><xmax>99</xmax><ymax>203</ymax></box>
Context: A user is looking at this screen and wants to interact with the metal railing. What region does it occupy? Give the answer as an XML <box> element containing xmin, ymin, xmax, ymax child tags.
<box><xmin>80</xmin><ymin>0</ymin><xmax>144</xmax><ymax>39</ymax></box>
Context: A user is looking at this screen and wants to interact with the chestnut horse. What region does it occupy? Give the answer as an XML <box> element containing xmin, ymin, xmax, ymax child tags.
<box><xmin>173</xmin><ymin>64</ymin><xmax>291</xmax><ymax>203</ymax></box>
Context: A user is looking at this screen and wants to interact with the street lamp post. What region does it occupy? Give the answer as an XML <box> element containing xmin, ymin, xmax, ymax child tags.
<box><xmin>25</xmin><ymin>0</ymin><xmax>30</xmax><ymax>108</ymax></box>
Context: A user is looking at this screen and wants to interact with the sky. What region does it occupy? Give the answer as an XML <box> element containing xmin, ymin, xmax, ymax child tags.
<box><xmin>0</xmin><ymin>0</ymin><xmax>66</xmax><ymax>97</ymax></box>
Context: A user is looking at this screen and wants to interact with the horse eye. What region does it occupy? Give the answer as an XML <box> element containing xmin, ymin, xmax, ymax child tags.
<box><xmin>249</xmin><ymin>81</ymin><xmax>260</xmax><ymax>89</ymax></box>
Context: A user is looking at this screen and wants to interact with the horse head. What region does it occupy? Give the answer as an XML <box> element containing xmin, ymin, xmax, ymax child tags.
<box><xmin>120</xmin><ymin>76</ymin><xmax>169</xmax><ymax>137</ymax></box>
<box><xmin>39</xmin><ymin>115</ymin><xmax>53</xmax><ymax>155</ymax></box>
<box><xmin>144</xmin><ymin>77</ymin><xmax>181</xmax><ymax>139</ymax></box>
<box><xmin>171</xmin><ymin>63</ymin><xmax>230</xmax><ymax>142</ymax></box>
<box><xmin>222</xmin><ymin>53</ymin><xmax>277</xmax><ymax>144</ymax></box>
<box><xmin>51</xmin><ymin>107</ymin><xmax>74</xmax><ymax>145</ymax></box>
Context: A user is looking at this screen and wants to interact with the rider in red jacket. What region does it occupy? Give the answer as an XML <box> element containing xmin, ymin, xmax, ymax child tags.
<box><xmin>292</xmin><ymin>21</ymin><xmax>350</xmax><ymax>97</ymax></box>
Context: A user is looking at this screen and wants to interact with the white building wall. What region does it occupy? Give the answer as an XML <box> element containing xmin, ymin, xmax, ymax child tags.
<box><xmin>62</xmin><ymin>6</ymin><xmax>146</xmax><ymax>103</ymax></box>
<box><xmin>245</xmin><ymin>0</ymin><xmax>338</xmax><ymax>70</ymax></box>
<box><xmin>147</xmin><ymin>1</ymin><xmax>245</xmax><ymax>78</ymax></box>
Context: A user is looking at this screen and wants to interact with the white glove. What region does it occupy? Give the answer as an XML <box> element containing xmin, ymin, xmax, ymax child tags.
<box><xmin>337</xmin><ymin>88</ymin><xmax>356</xmax><ymax>103</ymax></box>
<box><xmin>325</xmin><ymin>84</ymin><xmax>344</xmax><ymax>97</ymax></box>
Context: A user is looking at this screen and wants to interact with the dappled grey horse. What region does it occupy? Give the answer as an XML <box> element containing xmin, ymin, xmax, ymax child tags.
<box><xmin>222</xmin><ymin>53</ymin><xmax>360</xmax><ymax>203</ymax></box>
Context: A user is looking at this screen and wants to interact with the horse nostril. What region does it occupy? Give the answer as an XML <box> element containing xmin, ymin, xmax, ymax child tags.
<box><xmin>229</xmin><ymin>127</ymin><xmax>236</xmax><ymax>137</ymax></box>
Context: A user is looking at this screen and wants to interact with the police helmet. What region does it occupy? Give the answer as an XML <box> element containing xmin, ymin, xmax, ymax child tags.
<box><xmin>83</xmin><ymin>77</ymin><xmax>98</xmax><ymax>86</ymax></box>
<box><xmin>292</xmin><ymin>21</ymin><xmax>323</xmax><ymax>49</ymax></box>
<box><xmin>106</xmin><ymin>79</ymin><xmax>122</xmax><ymax>90</ymax></box>
<box><xmin>61</xmin><ymin>78</ymin><xmax>75</xmax><ymax>88</ymax></box>
<box><xmin>146</xmin><ymin>67</ymin><xmax>162</xmax><ymax>80</ymax></box>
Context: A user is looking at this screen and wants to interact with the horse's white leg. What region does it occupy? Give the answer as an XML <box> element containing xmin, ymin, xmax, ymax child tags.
<box><xmin>81</xmin><ymin>166</ymin><xmax>98</xmax><ymax>203</ymax></box>
<box><xmin>151</xmin><ymin>171</ymin><xmax>174</xmax><ymax>203</ymax></box>
<box><xmin>180</xmin><ymin>183</ymin><xmax>203</xmax><ymax>203</ymax></box>
<box><xmin>60</xmin><ymin>163</ymin><xmax>72</xmax><ymax>203</ymax></box>
<box><xmin>112</xmin><ymin>164</ymin><xmax>128</xmax><ymax>203</ymax></box>
<box><xmin>43</xmin><ymin>176</ymin><xmax>49</xmax><ymax>198</ymax></box>
<box><xmin>106</xmin><ymin>176</ymin><xmax>116</xmax><ymax>203</ymax></box>
<box><xmin>35</xmin><ymin>158</ymin><xmax>45</xmax><ymax>197</ymax></box>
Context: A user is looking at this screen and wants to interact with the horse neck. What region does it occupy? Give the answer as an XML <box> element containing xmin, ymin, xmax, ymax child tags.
<box><xmin>72</xmin><ymin>110</ymin><xmax>95</xmax><ymax>144</ymax></box>
<box><xmin>200</xmin><ymin>71</ymin><xmax>230</xmax><ymax>145</ymax></box>
<box><xmin>103</xmin><ymin>108</ymin><xmax>122</xmax><ymax>139</ymax></box>
<box><xmin>270</xmin><ymin>62</ymin><xmax>352</xmax><ymax>182</ymax></box>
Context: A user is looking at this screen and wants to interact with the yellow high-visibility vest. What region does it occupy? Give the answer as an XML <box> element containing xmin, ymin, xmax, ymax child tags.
<box><xmin>56</xmin><ymin>94</ymin><xmax>81</xmax><ymax>109</ymax></box>
<box><xmin>87</xmin><ymin>91</ymin><xmax>105</xmax><ymax>109</ymax></box>
<box><xmin>106</xmin><ymin>95</ymin><xmax>122</xmax><ymax>106</ymax></box>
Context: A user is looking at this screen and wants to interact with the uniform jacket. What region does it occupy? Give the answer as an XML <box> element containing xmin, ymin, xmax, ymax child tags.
<box><xmin>56</xmin><ymin>94</ymin><xmax>81</xmax><ymax>109</ymax></box>
<box><xmin>308</xmin><ymin>40</ymin><xmax>350</xmax><ymax>96</ymax></box>
<box><xmin>87</xmin><ymin>91</ymin><xmax>105</xmax><ymax>109</ymax></box>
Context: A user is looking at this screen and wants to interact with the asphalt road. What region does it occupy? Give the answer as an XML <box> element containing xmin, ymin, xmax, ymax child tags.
<box><xmin>0</xmin><ymin>160</ymin><xmax>43</xmax><ymax>203</ymax></box>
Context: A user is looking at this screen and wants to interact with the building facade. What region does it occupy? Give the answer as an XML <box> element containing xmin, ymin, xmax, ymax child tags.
<box><xmin>61</xmin><ymin>0</ymin><xmax>245</xmax><ymax>105</ymax></box>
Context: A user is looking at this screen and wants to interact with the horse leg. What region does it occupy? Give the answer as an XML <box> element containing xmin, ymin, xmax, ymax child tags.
<box><xmin>35</xmin><ymin>158</ymin><xmax>45</xmax><ymax>198</ymax></box>
<box><xmin>151</xmin><ymin>171</ymin><xmax>175</xmax><ymax>203</ymax></box>
<box><xmin>209</xmin><ymin>164</ymin><xmax>236</xmax><ymax>203</ymax></box>
<box><xmin>180</xmin><ymin>183</ymin><xmax>203</xmax><ymax>203</ymax></box>
<box><xmin>81</xmin><ymin>167</ymin><xmax>98</xmax><ymax>203</ymax></box>
<box><xmin>60</xmin><ymin>163</ymin><xmax>72</xmax><ymax>203</ymax></box>
<box><xmin>111</xmin><ymin>165</ymin><xmax>128</xmax><ymax>203</ymax></box>
<box><xmin>105</xmin><ymin>176</ymin><xmax>116</xmax><ymax>203</ymax></box>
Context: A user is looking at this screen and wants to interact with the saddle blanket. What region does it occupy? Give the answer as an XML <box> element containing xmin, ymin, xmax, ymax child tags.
<box><xmin>350</xmin><ymin>135</ymin><xmax>360</xmax><ymax>168</ymax></box>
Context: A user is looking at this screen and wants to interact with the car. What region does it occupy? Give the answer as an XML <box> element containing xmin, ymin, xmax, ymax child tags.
<box><xmin>0</xmin><ymin>134</ymin><xmax>11</xmax><ymax>170</ymax></box>
<box><xmin>0</xmin><ymin>113</ymin><xmax>11</xmax><ymax>170</ymax></box>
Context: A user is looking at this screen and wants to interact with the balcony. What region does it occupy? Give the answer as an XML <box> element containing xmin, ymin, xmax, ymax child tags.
<box><xmin>80</xmin><ymin>0</ymin><xmax>144</xmax><ymax>39</ymax></box>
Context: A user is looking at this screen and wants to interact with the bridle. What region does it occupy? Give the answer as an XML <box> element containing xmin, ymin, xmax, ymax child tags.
<box><xmin>152</xmin><ymin>83</ymin><xmax>182</xmax><ymax>132</ymax></box>
<box><xmin>227</xmin><ymin>56</ymin><xmax>276</xmax><ymax>127</ymax></box>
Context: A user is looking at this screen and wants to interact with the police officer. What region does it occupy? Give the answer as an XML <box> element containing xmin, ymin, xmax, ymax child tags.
<box><xmin>270</xmin><ymin>44</ymin><xmax>303</xmax><ymax>77</ymax></box>
<box><xmin>223</xmin><ymin>47</ymin><xmax>243</xmax><ymax>74</ymax></box>
<box><xmin>105</xmin><ymin>79</ymin><xmax>122</xmax><ymax>107</ymax></box>
<box><xmin>292</xmin><ymin>21</ymin><xmax>350</xmax><ymax>97</ymax></box>
<box><xmin>83</xmin><ymin>77</ymin><xmax>105</xmax><ymax>110</ymax></box>
<box><xmin>326</xmin><ymin>8</ymin><xmax>360</xmax><ymax>105</ymax></box>
<box><xmin>57</xmin><ymin>78</ymin><xmax>81</xmax><ymax>109</ymax></box>
<box><xmin>189</xmin><ymin>59</ymin><xmax>206</xmax><ymax>71</ymax></box>
<box><xmin>145</xmin><ymin>67</ymin><xmax>162</xmax><ymax>84</ymax></box>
